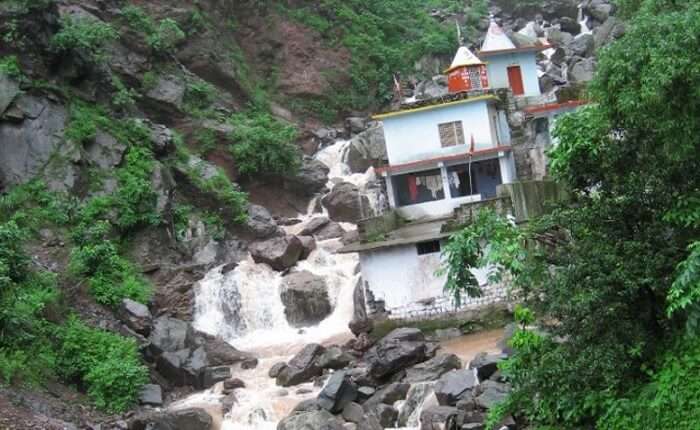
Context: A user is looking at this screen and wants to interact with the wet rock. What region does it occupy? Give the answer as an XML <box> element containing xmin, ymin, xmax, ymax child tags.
<box><xmin>118</xmin><ymin>299</ymin><xmax>152</xmax><ymax>336</ymax></box>
<box><xmin>569</xmin><ymin>33</ymin><xmax>594</xmax><ymax>57</ymax></box>
<box><xmin>375</xmin><ymin>403</ymin><xmax>399</xmax><ymax>427</ymax></box>
<box><xmin>0</xmin><ymin>74</ymin><xmax>20</xmax><ymax>115</ymax></box>
<box><xmin>277</xmin><ymin>409</ymin><xmax>343</xmax><ymax>430</ymax></box>
<box><xmin>199</xmin><ymin>366</ymin><xmax>231</xmax><ymax>389</ymax></box>
<box><xmin>318</xmin><ymin>370</ymin><xmax>357</xmax><ymax>413</ymax></box>
<box><xmin>348</xmin><ymin>318</ymin><xmax>373</xmax><ymax>337</ymax></box>
<box><xmin>321</xmin><ymin>181</ymin><xmax>371</xmax><ymax>223</ymax></box>
<box><xmin>129</xmin><ymin>408</ymin><xmax>212</xmax><ymax>430</ymax></box>
<box><xmin>224</xmin><ymin>378</ymin><xmax>245</xmax><ymax>392</ymax></box>
<box><xmin>419</xmin><ymin>406</ymin><xmax>464</xmax><ymax>430</ymax></box>
<box><xmin>269</xmin><ymin>362</ymin><xmax>287</xmax><ymax>378</ymax></box>
<box><xmin>280</xmin><ymin>271</ymin><xmax>332</xmax><ymax>327</ymax></box>
<box><xmin>139</xmin><ymin>384</ymin><xmax>163</xmax><ymax>406</ymax></box>
<box><xmin>342</xmin><ymin>402</ymin><xmax>364</xmax><ymax>423</ymax></box>
<box><xmin>365</xmin><ymin>328</ymin><xmax>429</xmax><ymax>380</ymax></box>
<box><xmin>475</xmin><ymin>380</ymin><xmax>511</xmax><ymax>410</ymax></box>
<box><xmin>190</xmin><ymin>329</ymin><xmax>253</xmax><ymax>365</ymax></box>
<box><xmin>299</xmin><ymin>216</ymin><xmax>330</xmax><ymax>236</ymax></box>
<box><xmin>584</xmin><ymin>0</ymin><xmax>614</xmax><ymax>22</ymax></box>
<box><xmin>397</xmin><ymin>382</ymin><xmax>435</xmax><ymax>427</ymax></box>
<box><xmin>546</xmin><ymin>28</ymin><xmax>574</xmax><ymax>47</ymax></box>
<box><xmin>404</xmin><ymin>353</ymin><xmax>462</xmax><ymax>384</ymax></box>
<box><xmin>143</xmin><ymin>74</ymin><xmax>186</xmax><ymax>115</ymax></box>
<box><xmin>149</xmin><ymin>316</ymin><xmax>189</xmax><ymax>353</ymax></box>
<box><xmin>434</xmin><ymin>369</ymin><xmax>478</xmax><ymax>406</ymax></box>
<box><xmin>469</xmin><ymin>352</ymin><xmax>508</xmax><ymax>381</ymax></box>
<box><xmin>298</xmin><ymin>235</ymin><xmax>317</xmax><ymax>260</ymax></box>
<box><xmin>221</xmin><ymin>393</ymin><xmax>238</xmax><ymax>414</ymax></box>
<box><xmin>343</xmin><ymin>124</ymin><xmax>387</xmax><ymax>173</ymax></box>
<box><xmin>356</xmin><ymin>386</ymin><xmax>376</xmax><ymax>402</ymax></box>
<box><xmin>314</xmin><ymin>221</ymin><xmax>346</xmax><ymax>241</ymax></box>
<box><xmin>284</xmin><ymin>156</ymin><xmax>329</xmax><ymax>197</ymax></box>
<box><xmin>364</xmin><ymin>383</ymin><xmax>410</xmax><ymax>408</ymax></box>
<box><xmin>569</xmin><ymin>57</ymin><xmax>597</xmax><ymax>83</ymax></box>
<box><xmin>558</xmin><ymin>16</ymin><xmax>581</xmax><ymax>35</ymax></box>
<box><xmin>276</xmin><ymin>343</ymin><xmax>325</xmax><ymax>387</ymax></box>
<box><xmin>241</xmin><ymin>357</ymin><xmax>259</xmax><ymax>369</ymax></box>
<box><xmin>593</xmin><ymin>16</ymin><xmax>625</xmax><ymax>50</ymax></box>
<box><xmin>246</xmin><ymin>204</ymin><xmax>281</xmax><ymax>239</ymax></box>
<box><xmin>156</xmin><ymin>349</ymin><xmax>195</xmax><ymax>386</ymax></box>
<box><xmin>249</xmin><ymin>235</ymin><xmax>303</xmax><ymax>271</ymax></box>
<box><xmin>317</xmin><ymin>346</ymin><xmax>353</xmax><ymax>370</ymax></box>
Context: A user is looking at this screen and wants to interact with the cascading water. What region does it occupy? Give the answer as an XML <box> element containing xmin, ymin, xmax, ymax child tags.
<box><xmin>175</xmin><ymin>139</ymin><xmax>380</xmax><ymax>429</ymax></box>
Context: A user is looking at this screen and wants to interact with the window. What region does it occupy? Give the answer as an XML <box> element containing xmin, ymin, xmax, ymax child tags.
<box><xmin>417</xmin><ymin>240</ymin><xmax>441</xmax><ymax>255</ymax></box>
<box><xmin>438</xmin><ymin>121</ymin><xmax>465</xmax><ymax>148</ymax></box>
<box><xmin>391</xmin><ymin>169</ymin><xmax>445</xmax><ymax>207</ymax></box>
<box><xmin>447</xmin><ymin>158</ymin><xmax>502</xmax><ymax>199</ymax></box>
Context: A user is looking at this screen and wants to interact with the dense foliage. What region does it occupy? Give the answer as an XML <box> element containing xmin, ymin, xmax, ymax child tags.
<box><xmin>228</xmin><ymin>108</ymin><xmax>301</xmax><ymax>176</ymax></box>
<box><xmin>51</xmin><ymin>16</ymin><xmax>118</xmax><ymax>63</ymax></box>
<box><xmin>444</xmin><ymin>0</ymin><xmax>700</xmax><ymax>428</ymax></box>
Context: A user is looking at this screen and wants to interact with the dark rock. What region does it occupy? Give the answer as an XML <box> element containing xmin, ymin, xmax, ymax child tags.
<box><xmin>284</xmin><ymin>156</ymin><xmax>330</xmax><ymax>197</ymax></box>
<box><xmin>593</xmin><ymin>16</ymin><xmax>625</xmax><ymax>50</ymax></box>
<box><xmin>419</xmin><ymin>406</ymin><xmax>464</xmax><ymax>430</ymax></box>
<box><xmin>118</xmin><ymin>299</ymin><xmax>152</xmax><ymax>336</ymax></box>
<box><xmin>190</xmin><ymin>329</ymin><xmax>253</xmax><ymax>365</ymax></box>
<box><xmin>317</xmin><ymin>346</ymin><xmax>353</xmax><ymax>370</ymax></box>
<box><xmin>299</xmin><ymin>216</ymin><xmax>330</xmax><ymax>236</ymax></box>
<box><xmin>475</xmin><ymin>380</ymin><xmax>511</xmax><ymax>410</ymax></box>
<box><xmin>269</xmin><ymin>362</ymin><xmax>288</xmax><ymax>378</ymax></box>
<box><xmin>570</xmin><ymin>33</ymin><xmax>594</xmax><ymax>57</ymax></box>
<box><xmin>241</xmin><ymin>357</ymin><xmax>259</xmax><ymax>369</ymax></box>
<box><xmin>546</xmin><ymin>28</ymin><xmax>574</xmax><ymax>47</ymax></box>
<box><xmin>246</xmin><ymin>204</ymin><xmax>281</xmax><ymax>239</ymax></box>
<box><xmin>148</xmin><ymin>122</ymin><xmax>175</xmax><ymax>155</ymax></box>
<box><xmin>397</xmin><ymin>382</ymin><xmax>435</xmax><ymax>427</ymax></box>
<box><xmin>346</xmin><ymin>116</ymin><xmax>368</xmax><ymax>134</ymax></box>
<box><xmin>129</xmin><ymin>408</ymin><xmax>212</xmax><ymax>430</ymax></box>
<box><xmin>549</xmin><ymin>46</ymin><xmax>567</xmax><ymax>66</ymax></box>
<box><xmin>365</xmin><ymin>328</ymin><xmax>429</xmax><ymax>379</ymax></box>
<box><xmin>364</xmin><ymin>383</ymin><xmax>410</xmax><ymax>408</ymax></box>
<box><xmin>0</xmin><ymin>74</ymin><xmax>21</xmax><ymax>115</ymax></box>
<box><xmin>375</xmin><ymin>404</ymin><xmax>398</xmax><ymax>427</ymax></box>
<box><xmin>559</xmin><ymin>16</ymin><xmax>581</xmax><ymax>35</ymax></box>
<box><xmin>298</xmin><ymin>235</ymin><xmax>317</xmax><ymax>260</ymax></box>
<box><xmin>221</xmin><ymin>393</ymin><xmax>238</xmax><ymax>414</ymax></box>
<box><xmin>139</xmin><ymin>384</ymin><xmax>163</xmax><ymax>406</ymax></box>
<box><xmin>143</xmin><ymin>74</ymin><xmax>186</xmax><ymax>115</ymax></box>
<box><xmin>321</xmin><ymin>182</ymin><xmax>371</xmax><ymax>223</ymax></box>
<box><xmin>341</xmin><ymin>401</ymin><xmax>365</xmax><ymax>423</ymax></box>
<box><xmin>149</xmin><ymin>317</ymin><xmax>189</xmax><ymax>353</ymax></box>
<box><xmin>276</xmin><ymin>344</ymin><xmax>325</xmax><ymax>387</ymax></box>
<box><xmin>156</xmin><ymin>349</ymin><xmax>195</xmax><ymax>386</ymax></box>
<box><xmin>318</xmin><ymin>371</ymin><xmax>357</xmax><ymax>414</ymax></box>
<box><xmin>277</xmin><ymin>410</ymin><xmax>343</xmax><ymax>430</ymax></box>
<box><xmin>414</xmin><ymin>76</ymin><xmax>449</xmax><ymax>100</ymax></box>
<box><xmin>585</xmin><ymin>0</ymin><xmax>614</xmax><ymax>22</ymax></box>
<box><xmin>469</xmin><ymin>352</ymin><xmax>508</xmax><ymax>381</ymax></box>
<box><xmin>291</xmin><ymin>398</ymin><xmax>322</xmax><ymax>414</ymax></box>
<box><xmin>249</xmin><ymin>235</ymin><xmax>303</xmax><ymax>271</ymax></box>
<box><xmin>356</xmin><ymin>386</ymin><xmax>376</xmax><ymax>402</ymax></box>
<box><xmin>280</xmin><ymin>271</ymin><xmax>332</xmax><ymax>327</ymax></box>
<box><xmin>314</xmin><ymin>221</ymin><xmax>346</xmax><ymax>241</ymax></box>
<box><xmin>434</xmin><ymin>369</ymin><xmax>478</xmax><ymax>406</ymax></box>
<box><xmin>343</xmin><ymin>124</ymin><xmax>387</xmax><ymax>173</ymax></box>
<box><xmin>404</xmin><ymin>353</ymin><xmax>462</xmax><ymax>384</ymax></box>
<box><xmin>84</xmin><ymin>131</ymin><xmax>127</xmax><ymax>169</ymax></box>
<box><xmin>224</xmin><ymin>378</ymin><xmax>245</xmax><ymax>391</ymax></box>
<box><xmin>348</xmin><ymin>318</ymin><xmax>373</xmax><ymax>337</ymax></box>
<box><xmin>199</xmin><ymin>366</ymin><xmax>231</xmax><ymax>389</ymax></box>
<box><xmin>569</xmin><ymin>57</ymin><xmax>597</xmax><ymax>83</ymax></box>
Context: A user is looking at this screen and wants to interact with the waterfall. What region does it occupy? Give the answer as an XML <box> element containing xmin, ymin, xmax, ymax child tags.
<box><xmin>179</xmin><ymin>138</ymin><xmax>386</xmax><ymax>428</ymax></box>
<box><xmin>577</xmin><ymin>3</ymin><xmax>593</xmax><ymax>36</ymax></box>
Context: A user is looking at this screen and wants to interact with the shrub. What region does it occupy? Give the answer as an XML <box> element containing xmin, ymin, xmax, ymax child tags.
<box><xmin>194</xmin><ymin>128</ymin><xmax>217</xmax><ymax>155</ymax></box>
<box><xmin>184</xmin><ymin>80</ymin><xmax>216</xmax><ymax>114</ymax></box>
<box><xmin>111</xmin><ymin>75</ymin><xmax>139</xmax><ymax>112</ymax></box>
<box><xmin>142</xmin><ymin>70</ymin><xmax>158</xmax><ymax>90</ymax></box>
<box><xmin>58</xmin><ymin>317</ymin><xmax>148</xmax><ymax>413</ymax></box>
<box><xmin>147</xmin><ymin>18</ymin><xmax>185</xmax><ymax>53</ymax></box>
<box><xmin>228</xmin><ymin>109</ymin><xmax>300</xmax><ymax>176</ymax></box>
<box><xmin>0</xmin><ymin>55</ymin><xmax>23</xmax><ymax>80</ymax></box>
<box><xmin>0</xmin><ymin>221</ymin><xmax>29</xmax><ymax>284</ymax></box>
<box><xmin>51</xmin><ymin>16</ymin><xmax>118</xmax><ymax>63</ymax></box>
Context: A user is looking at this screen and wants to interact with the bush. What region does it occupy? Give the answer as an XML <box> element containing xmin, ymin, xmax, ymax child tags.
<box><xmin>184</xmin><ymin>80</ymin><xmax>216</xmax><ymax>115</ymax></box>
<box><xmin>0</xmin><ymin>55</ymin><xmax>23</xmax><ymax>80</ymax></box>
<box><xmin>228</xmin><ymin>109</ymin><xmax>300</xmax><ymax>176</ymax></box>
<box><xmin>147</xmin><ymin>18</ymin><xmax>185</xmax><ymax>53</ymax></box>
<box><xmin>51</xmin><ymin>16</ymin><xmax>118</xmax><ymax>63</ymax></box>
<box><xmin>58</xmin><ymin>317</ymin><xmax>148</xmax><ymax>413</ymax></box>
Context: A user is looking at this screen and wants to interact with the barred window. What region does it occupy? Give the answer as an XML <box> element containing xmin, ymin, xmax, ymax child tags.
<box><xmin>438</xmin><ymin>121</ymin><xmax>465</xmax><ymax>148</ymax></box>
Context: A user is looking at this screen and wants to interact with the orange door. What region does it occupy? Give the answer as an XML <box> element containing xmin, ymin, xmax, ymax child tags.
<box><xmin>507</xmin><ymin>65</ymin><xmax>525</xmax><ymax>96</ymax></box>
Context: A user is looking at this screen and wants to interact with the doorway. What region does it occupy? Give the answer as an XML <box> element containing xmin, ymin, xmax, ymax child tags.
<box><xmin>507</xmin><ymin>65</ymin><xmax>524</xmax><ymax>96</ymax></box>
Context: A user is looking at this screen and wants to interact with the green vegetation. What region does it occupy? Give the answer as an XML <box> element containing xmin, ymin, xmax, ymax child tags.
<box><xmin>184</xmin><ymin>79</ymin><xmax>216</xmax><ymax>116</ymax></box>
<box><xmin>111</xmin><ymin>75</ymin><xmax>139</xmax><ymax>112</ymax></box>
<box><xmin>121</xmin><ymin>6</ymin><xmax>185</xmax><ymax>54</ymax></box>
<box><xmin>51</xmin><ymin>16</ymin><xmax>118</xmax><ymax>63</ymax></box>
<box><xmin>0</xmin><ymin>55</ymin><xmax>23</xmax><ymax>80</ymax></box>
<box><xmin>0</xmin><ymin>185</ymin><xmax>147</xmax><ymax>411</ymax></box>
<box><xmin>443</xmin><ymin>1</ymin><xmax>700</xmax><ymax>428</ymax></box>
<box><xmin>279</xmin><ymin>0</ymin><xmax>479</xmax><ymax>112</ymax></box>
<box><xmin>228</xmin><ymin>108</ymin><xmax>300</xmax><ymax>176</ymax></box>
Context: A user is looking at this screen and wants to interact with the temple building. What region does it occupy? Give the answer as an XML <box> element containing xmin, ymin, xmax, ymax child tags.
<box><xmin>341</xmin><ymin>24</ymin><xmax>577</xmax><ymax>321</ymax></box>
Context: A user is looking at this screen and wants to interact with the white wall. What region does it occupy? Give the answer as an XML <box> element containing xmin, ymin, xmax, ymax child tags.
<box><xmin>382</xmin><ymin>100</ymin><xmax>495</xmax><ymax>166</ymax></box>
<box><xmin>395</xmin><ymin>194</ymin><xmax>480</xmax><ymax>221</ymax></box>
<box><xmin>360</xmin><ymin>244</ymin><xmax>503</xmax><ymax>319</ymax></box>
<box><xmin>485</xmin><ymin>51</ymin><xmax>541</xmax><ymax>97</ymax></box>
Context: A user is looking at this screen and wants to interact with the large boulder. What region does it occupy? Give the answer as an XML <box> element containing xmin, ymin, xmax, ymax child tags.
<box><xmin>363</xmin><ymin>383</ymin><xmax>410</xmax><ymax>408</ymax></box>
<box><xmin>129</xmin><ymin>408</ymin><xmax>212</xmax><ymax>430</ymax></box>
<box><xmin>298</xmin><ymin>235</ymin><xmax>317</xmax><ymax>260</ymax></box>
<box><xmin>280</xmin><ymin>271</ymin><xmax>332</xmax><ymax>327</ymax></box>
<box><xmin>0</xmin><ymin>96</ymin><xmax>68</xmax><ymax>188</ymax></box>
<box><xmin>277</xmin><ymin>409</ymin><xmax>343</xmax><ymax>430</ymax></box>
<box><xmin>569</xmin><ymin>57</ymin><xmax>597</xmax><ymax>83</ymax></box>
<box><xmin>84</xmin><ymin>130</ymin><xmax>127</xmax><ymax>169</ymax></box>
<box><xmin>397</xmin><ymin>382</ymin><xmax>436</xmax><ymax>427</ymax></box>
<box><xmin>317</xmin><ymin>346</ymin><xmax>353</xmax><ymax>370</ymax></box>
<box><xmin>249</xmin><ymin>235</ymin><xmax>303</xmax><ymax>271</ymax></box>
<box><xmin>322</xmin><ymin>181</ymin><xmax>371</xmax><ymax>223</ymax></box>
<box><xmin>569</xmin><ymin>33</ymin><xmax>595</xmax><ymax>57</ymax></box>
<box><xmin>139</xmin><ymin>384</ymin><xmax>163</xmax><ymax>406</ymax></box>
<box><xmin>343</xmin><ymin>124</ymin><xmax>387</xmax><ymax>173</ymax></box>
<box><xmin>404</xmin><ymin>353</ymin><xmax>462</xmax><ymax>384</ymax></box>
<box><xmin>118</xmin><ymin>298</ymin><xmax>152</xmax><ymax>336</ymax></box>
<box><xmin>0</xmin><ymin>74</ymin><xmax>20</xmax><ymax>115</ymax></box>
<box><xmin>245</xmin><ymin>204</ymin><xmax>281</xmax><ymax>239</ymax></box>
<box><xmin>199</xmin><ymin>365</ymin><xmax>231</xmax><ymax>389</ymax></box>
<box><xmin>584</xmin><ymin>0</ymin><xmax>615</xmax><ymax>23</ymax></box>
<box><xmin>299</xmin><ymin>216</ymin><xmax>330</xmax><ymax>236</ymax></box>
<box><xmin>593</xmin><ymin>16</ymin><xmax>625</xmax><ymax>50</ymax></box>
<box><xmin>475</xmin><ymin>380</ymin><xmax>511</xmax><ymax>410</ymax></box>
<box><xmin>284</xmin><ymin>156</ymin><xmax>329</xmax><ymax>197</ymax></box>
<box><xmin>365</xmin><ymin>328</ymin><xmax>429</xmax><ymax>380</ymax></box>
<box><xmin>434</xmin><ymin>369</ymin><xmax>478</xmax><ymax>406</ymax></box>
<box><xmin>414</xmin><ymin>76</ymin><xmax>448</xmax><ymax>100</ymax></box>
<box><xmin>149</xmin><ymin>316</ymin><xmax>189</xmax><ymax>353</ymax></box>
<box><xmin>469</xmin><ymin>352</ymin><xmax>508</xmax><ymax>381</ymax></box>
<box><xmin>318</xmin><ymin>370</ymin><xmax>358</xmax><ymax>413</ymax></box>
<box><xmin>419</xmin><ymin>406</ymin><xmax>464</xmax><ymax>430</ymax></box>
<box><xmin>143</xmin><ymin>74</ymin><xmax>186</xmax><ymax>116</ymax></box>
<box><xmin>276</xmin><ymin>343</ymin><xmax>326</xmax><ymax>387</ymax></box>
